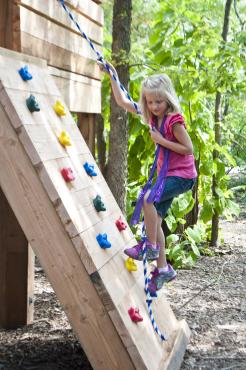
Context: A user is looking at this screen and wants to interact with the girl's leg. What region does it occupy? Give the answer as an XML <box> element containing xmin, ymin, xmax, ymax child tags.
<box><xmin>143</xmin><ymin>190</ymin><xmax>158</xmax><ymax>245</ymax></box>
<box><xmin>147</xmin><ymin>215</ymin><xmax>177</xmax><ymax>294</ymax></box>
<box><xmin>156</xmin><ymin>216</ymin><xmax>167</xmax><ymax>268</ymax></box>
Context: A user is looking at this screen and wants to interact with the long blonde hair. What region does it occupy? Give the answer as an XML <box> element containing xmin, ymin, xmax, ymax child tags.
<box><xmin>139</xmin><ymin>74</ymin><xmax>181</xmax><ymax>123</ymax></box>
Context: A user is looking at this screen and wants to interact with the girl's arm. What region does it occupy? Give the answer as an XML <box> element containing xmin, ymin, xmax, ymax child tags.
<box><xmin>150</xmin><ymin>124</ymin><xmax>193</xmax><ymax>155</ymax></box>
<box><xmin>98</xmin><ymin>61</ymin><xmax>137</xmax><ymax>113</ymax></box>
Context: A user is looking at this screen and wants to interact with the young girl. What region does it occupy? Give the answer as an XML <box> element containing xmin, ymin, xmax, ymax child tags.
<box><xmin>99</xmin><ymin>61</ymin><xmax>197</xmax><ymax>294</ymax></box>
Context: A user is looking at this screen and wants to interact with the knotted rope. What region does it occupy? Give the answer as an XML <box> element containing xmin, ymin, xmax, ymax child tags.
<box><xmin>142</xmin><ymin>229</ymin><xmax>167</xmax><ymax>341</ymax></box>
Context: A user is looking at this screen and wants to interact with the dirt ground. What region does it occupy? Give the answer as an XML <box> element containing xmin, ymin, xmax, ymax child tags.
<box><xmin>0</xmin><ymin>219</ymin><xmax>245</xmax><ymax>370</ymax></box>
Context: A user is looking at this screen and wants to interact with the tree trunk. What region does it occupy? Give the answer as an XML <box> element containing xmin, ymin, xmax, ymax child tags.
<box><xmin>106</xmin><ymin>0</ymin><xmax>132</xmax><ymax>214</ymax></box>
<box><xmin>210</xmin><ymin>0</ymin><xmax>233</xmax><ymax>246</ymax></box>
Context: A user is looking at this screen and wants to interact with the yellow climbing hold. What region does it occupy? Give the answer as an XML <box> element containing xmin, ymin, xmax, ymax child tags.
<box><xmin>54</xmin><ymin>100</ymin><xmax>66</xmax><ymax>116</ymax></box>
<box><xmin>125</xmin><ymin>257</ymin><xmax>137</xmax><ymax>272</ymax></box>
<box><xmin>58</xmin><ymin>131</ymin><xmax>71</xmax><ymax>147</ymax></box>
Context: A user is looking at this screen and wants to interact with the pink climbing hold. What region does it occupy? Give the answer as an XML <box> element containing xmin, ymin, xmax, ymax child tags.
<box><xmin>115</xmin><ymin>217</ymin><xmax>127</xmax><ymax>231</ymax></box>
<box><xmin>128</xmin><ymin>307</ymin><xmax>143</xmax><ymax>323</ymax></box>
<box><xmin>61</xmin><ymin>167</ymin><xmax>75</xmax><ymax>182</ymax></box>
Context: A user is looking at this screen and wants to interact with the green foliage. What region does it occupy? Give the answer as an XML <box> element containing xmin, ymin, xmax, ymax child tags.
<box><xmin>165</xmin><ymin>191</ymin><xmax>195</xmax><ymax>232</ymax></box>
<box><xmin>166</xmin><ymin>223</ymin><xmax>206</xmax><ymax>269</ymax></box>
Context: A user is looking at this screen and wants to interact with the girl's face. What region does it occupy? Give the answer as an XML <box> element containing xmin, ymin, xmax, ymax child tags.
<box><xmin>145</xmin><ymin>92</ymin><xmax>168</xmax><ymax>118</ymax></box>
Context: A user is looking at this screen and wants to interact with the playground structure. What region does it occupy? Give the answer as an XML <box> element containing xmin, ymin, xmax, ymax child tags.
<box><xmin>0</xmin><ymin>0</ymin><xmax>103</xmax><ymax>328</ymax></box>
<box><xmin>0</xmin><ymin>2</ymin><xmax>190</xmax><ymax>369</ymax></box>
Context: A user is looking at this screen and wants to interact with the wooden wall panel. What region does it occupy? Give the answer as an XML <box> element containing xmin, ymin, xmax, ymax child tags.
<box><xmin>49</xmin><ymin>67</ymin><xmax>101</xmax><ymax>113</ymax></box>
<box><xmin>19</xmin><ymin>7</ymin><xmax>98</xmax><ymax>61</ymax></box>
<box><xmin>66</xmin><ymin>0</ymin><xmax>104</xmax><ymax>25</ymax></box>
<box><xmin>20</xmin><ymin>33</ymin><xmax>101</xmax><ymax>79</ymax></box>
<box><xmin>16</xmin><ymin>0</ymin><xmax>103</xmax><ymax>44</ymax></box>
<box><xmin>15</xmin><ymin>0</ymin><xmax>103</xmax><ymax>113</ymax></box>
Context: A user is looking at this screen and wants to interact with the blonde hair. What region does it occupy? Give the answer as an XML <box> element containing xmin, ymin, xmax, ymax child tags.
<box><xmin>139</xmin><ymin>74</ymin><xmax>181</xmax><ymax>123</ymax></box>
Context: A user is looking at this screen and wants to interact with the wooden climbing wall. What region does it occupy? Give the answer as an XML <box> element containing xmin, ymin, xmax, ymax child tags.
<box><xmin>0</xmin><ymin>48</ymin><xmax>190</xmax><ymax>370</ymax></box>
<box><xmin>0</xmin><ymin>0</ymin><xmax>103</xmax><ymax>113</ymax></box>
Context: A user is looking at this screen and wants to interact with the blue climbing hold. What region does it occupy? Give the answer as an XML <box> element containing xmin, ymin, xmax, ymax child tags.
<box><xmin>83</xmin><ymin>162</ymin><xmax>97</xmax><ymax>177</ymax></box>
<box><xmin>19</xmin><ymin>66</ymin><xmax>33</xmax><ymax>81</ymax></box>
<box><xmin>96</xmin><ymin>233</ymin><xmax>111</xmax><ymax>249</ymax></box>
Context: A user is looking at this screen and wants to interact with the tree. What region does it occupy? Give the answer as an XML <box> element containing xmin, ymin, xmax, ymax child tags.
<box><xmin>211</xmin><ymin>0</ymin><xmax>233</xmax><ymax>246</ymax></box>
<box><xmin>105</xmin><ymin>0</ymin><xmax>132</xmax><ymax>213</ymax></box>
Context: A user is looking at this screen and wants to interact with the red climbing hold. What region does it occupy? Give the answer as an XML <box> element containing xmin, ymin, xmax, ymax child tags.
<box><xmin>61</xmin><ymin>167</ymin><xmax>75</xmax><ymax>182</ymax></box>
<box><xmin>128</xmin><ymin>307</ymin><xmax>143</xmax><ymax>323</ymax></box>
<box><xmin>115</xmin><ymin>217</ymin><xmax>127</xmax><ymax>231</ymax></box>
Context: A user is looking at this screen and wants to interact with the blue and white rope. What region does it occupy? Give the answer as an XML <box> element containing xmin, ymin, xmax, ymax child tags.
<box><xmin>57</xmin><ymin>0</ymin><xmax>141</xmax><ymax>114</ymax></box>
<box><xmin>142</xmin><ymin>244</ymin><xmax>167</xmax><ymax>341</ymax></box>
<box><xmin>141</xmin><ymin>229</ymin><xmax>167</xmax><ymax>341</ymax></box>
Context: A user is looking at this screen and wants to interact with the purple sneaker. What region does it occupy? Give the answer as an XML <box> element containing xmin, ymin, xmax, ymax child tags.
<box><xmin>148</xmin><ymin>265</ymin><xmax>177</xmax><ymax>294</ymax></box>
<box><xmin>124</xmin><ymin>240</ymin><xmax>160</xmax><ymax>261</ymax></box>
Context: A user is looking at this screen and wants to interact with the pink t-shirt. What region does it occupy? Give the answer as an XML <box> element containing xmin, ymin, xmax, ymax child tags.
<box><xmin>157</xmin><ymin>113</ymin><xmax>197</xmax><ymax>179</ymax></box>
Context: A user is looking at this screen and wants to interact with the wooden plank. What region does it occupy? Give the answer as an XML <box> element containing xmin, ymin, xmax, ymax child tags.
<box><xmin>20</xmin><ymin>33</ymin><xmax>101</xmax><ymax>79</ymax></box>
<box><xmin>0</xmin><ymin>104</ymin><xmax>135</xmax><ymax>370</ymax></box>
<box><xmin>19</xmin><ymin>7</ymin><xmax>101</xmax><ymax>61</ymax></box>
<box><xmin>18</xmin><ymin>123</ymin><xmax>89</xmax><ymax>165</ymax></box>
<box><xmin>0</xmin><ymin>56</ymin><xmax>60</xmax><ymax>95</ymax></box>
<box><xmin>0</xmin><ymin>187</ymin><xmax>34</xmax><ymax>329</ymax></box>
<box><xmin>48</xmin><ymin>66</ymin><xmax>101</xmax><ymax>87</ymax></box>
<box><xmin>0</xmin><ymin>46</ymin><xmax>46</xmax><ymax>67</ymax></box>
<box><xmin>66</xmin><ymin>0</ymin><xmax>104</xmax><ymax>26</ymax></box>
<box><xmin>159</xmin><ymin>320</ymin><xmax>190</xmax><ymax>370</ymax></box>
<box><xmin>72</xmin><ymin>221</ymin><xmax>135</xmax><ymax>274</ymax></box>
<box><xmin>51</xmin><ymin>73</ymin><xmax>101</xmax><ymax>113</ymax></box>
<box><xmin>0</xmin><ymin>2</ymin><xmax>21</xmax><ymax>51</ymax></box>
<box><xmin>73</xmin><ymin>210</ymin><xmax>134</xmax><ymax>263</ymax></box>
<box><xmin>16</xmin><ymin>0</ymin><xmax>103</xmax><ymax>45</ymax></box>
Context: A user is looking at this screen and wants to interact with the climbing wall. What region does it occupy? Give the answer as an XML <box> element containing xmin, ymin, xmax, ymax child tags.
<box><xmin>0</xmin><ymin>48</ymin><xmax>190</xmax><ymax>370</ymax></box>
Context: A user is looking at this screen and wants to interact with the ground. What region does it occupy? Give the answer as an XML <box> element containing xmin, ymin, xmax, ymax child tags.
<box><xmin>0</xmin><ymin>219</ymin><xmax>245</xmax><ymax>370</ymax></box>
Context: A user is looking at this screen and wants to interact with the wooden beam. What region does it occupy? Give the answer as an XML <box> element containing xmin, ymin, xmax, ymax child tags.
<box><xmin>66</xmin><ymin>0</ymin><xmax>104</xmax><ymax>26</ymax></box>
<box><xmin>0</xmin><ymin>187</ymin><xmax>34</xmax><ymax>329</ymax></box>
<box><xmin>0</xmin><ymin>0</ymin><xmax>21</xmax><ymax>51</ymax></box>
<box><xmin>77</xmin><ymin>113</ymin><xmax>96</xmax><ymax>156</ymax></box>
<box><xmin>16</xmin><ymin>0</ymin><xmax>103</xmax><ymax>44</ymax></box>
<box><xmin>21</xmin><ymin>32</ymin><xmax>101</xmax><ymax>80</ymax></box>
<box><xmin>18</xmin><ymin>6</ymin><xmax>102</xmax><ymax>59</ymax></box>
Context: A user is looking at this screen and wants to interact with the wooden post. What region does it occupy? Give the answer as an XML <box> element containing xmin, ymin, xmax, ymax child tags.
<box><xmin>0</xmin><ymin>0</ymin><xmax>21</xmax><ymax>51</ymax></box>
<box><xmin>0</xmin><ymin>188</ymin><xmax>34</xmax><ymax>329</ymax></box>
<box><xmin>0</xmin><ymin>0</ymin><xmax>33</xmax><ymax>329</ymax></box>
<box><xmin>77</xmin><ymin>113</ymin><xmax>96</xmax><ymax>156</ymax></box>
